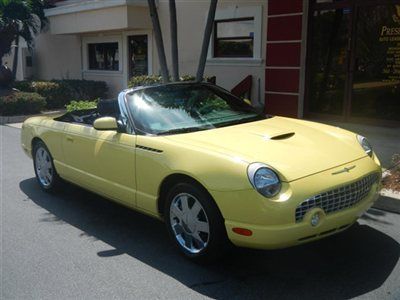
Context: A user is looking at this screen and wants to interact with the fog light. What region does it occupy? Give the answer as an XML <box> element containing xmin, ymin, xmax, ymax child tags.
<box><xmin>311</xmin><ymin>213</ymin><xmax>320</xmax><ymax>227</ymax></box>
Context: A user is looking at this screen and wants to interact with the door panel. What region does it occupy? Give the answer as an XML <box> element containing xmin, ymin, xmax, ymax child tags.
<box><xmin>60</xmin><ymin>123</ymin><xmax>136</xmax><ymax>206</ymax></box>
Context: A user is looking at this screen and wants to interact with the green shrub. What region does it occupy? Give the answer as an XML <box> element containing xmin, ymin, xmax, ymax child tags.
<box><xmin>65</xmin><ymin>100</ymin><xmax>98</xmax><ymax>112</ymax></box>
<box><xmin>0</xmin><ymin>92</ymin><xmax>46</xmax><ymax>116</ymax></box>
<box><xmin>14</xmin><ymin>79</ymin><xmax>108</xmax><ymax>109</ymax></box>
<box><xmin>128</xmin><ymin>75</ymin><xmax>163</xmax><ymax>88</ymax></box>
<box><xmin>127</xmin><ymin>75</ymin><xmax>212</xmax><ymax>88</ymax></box>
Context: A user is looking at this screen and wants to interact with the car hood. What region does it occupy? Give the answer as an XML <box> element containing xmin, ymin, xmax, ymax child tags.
<box><xmin>165</xmin><ymin>116</ymin><xmax>367</xmax><ymax>182</ymax></box>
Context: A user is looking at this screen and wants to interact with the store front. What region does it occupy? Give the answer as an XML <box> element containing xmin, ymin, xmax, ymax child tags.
<box><xmin>305</xmin><ymin>0</ymin><xmax>400</xmax><ymax>125</ymax></box>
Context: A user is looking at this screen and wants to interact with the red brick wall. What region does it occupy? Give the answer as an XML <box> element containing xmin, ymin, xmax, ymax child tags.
<box><xmin>265</xmin><ymin>0</ymin><xmax>303</xmax><ymax>118</ymax></box>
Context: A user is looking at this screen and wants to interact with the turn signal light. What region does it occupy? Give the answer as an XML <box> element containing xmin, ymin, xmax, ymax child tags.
<box><xmin>232</xmin><ymin>227</ymin><xmax>253</xmax><ymax>236</ymax></box>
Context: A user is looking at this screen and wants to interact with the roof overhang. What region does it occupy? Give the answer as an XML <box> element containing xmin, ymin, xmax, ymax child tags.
<box><xmin>45</xmin><ymin>0</ymin><xmax>152</xmax><ymax>34</ymax></box>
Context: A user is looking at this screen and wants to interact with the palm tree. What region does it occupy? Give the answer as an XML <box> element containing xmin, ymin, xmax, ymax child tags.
<box><xmin>196</xmin><ymin>0</ymin><xmax>218</xmax><ymax>82</ymax></box>
<box><xmin>0</xmin><ymin>0</ymin><xmax>50</xmax><ymax>81</ymax></box>
<box><xmin>147</xmin><ymin>0</ymin><xmax>170</xmax><ymax>83</ymax></box>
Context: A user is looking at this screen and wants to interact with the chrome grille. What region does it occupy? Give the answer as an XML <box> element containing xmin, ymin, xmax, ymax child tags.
<box><xmin>295</xmin><ymin>173</ymin><xmax>379</xmax><ymax>222</ymax></box>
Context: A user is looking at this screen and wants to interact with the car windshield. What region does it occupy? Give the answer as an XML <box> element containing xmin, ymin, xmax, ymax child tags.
<box><xmin>125</xmin><ymin>83</ymin><xmax>267</xmax><ymax>135</ymax></box>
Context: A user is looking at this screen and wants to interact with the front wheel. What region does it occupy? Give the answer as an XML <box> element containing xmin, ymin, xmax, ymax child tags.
<box><xmin>164</xmin><ymin>182</ymin><xmax>228</xmax><ymax>263</ymax></box>
<box><xmin>33</xmin><ymin>141</ymin><xmax>62</xmax><ymax>192</ymax></box>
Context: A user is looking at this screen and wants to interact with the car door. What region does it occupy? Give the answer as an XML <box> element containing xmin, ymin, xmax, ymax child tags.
<box><xmin>60</xmin><ymin>123</ymin><xmax>136</xmax><ymax>207</ymax></box>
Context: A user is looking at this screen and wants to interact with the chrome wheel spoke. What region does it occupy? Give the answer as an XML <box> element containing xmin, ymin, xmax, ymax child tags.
<box><xmin>172</xmin><ymin>223</ymin><xmax>184</xmax><ymax>235</ymax></box>
<box><xmin>171</xmin><ymin>203</ymin><xmax>184</xmax><ymax>221</ymax></box>
<box><xmin>192</xmin><ymin>232</ymin><xmax>205</xmax><ymax>249</ymax></box>
<box><xmin>190</xmin><ymin>201</ymin><xmax>202</xmax><ymax>217</ymax></box>
<box><xmin>184</xmin><ymin>233</ymin><xmax>194</xmax><ymax>249</ymax></box>
<box><xmin>195</xmin><ymin>220</ymin><xmax>209</xmax><ymax>234</ymax></box>
<box><xmin>180</xmin><ymin>195</ymin><xmax>190</xmax><ymax>214</ymax></box>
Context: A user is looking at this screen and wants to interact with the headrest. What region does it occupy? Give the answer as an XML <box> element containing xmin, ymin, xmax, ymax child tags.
<box><xmin>97</xmin><ymin>99</ymin><xmax>120</xmax><ymax>117</ymax></box>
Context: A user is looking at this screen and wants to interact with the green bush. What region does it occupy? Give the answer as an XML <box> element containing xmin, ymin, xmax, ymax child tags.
<box><xmin>0</xmin><ymin>92</ymin><xmax>46</xmax><ymax>116</ymax></box>
<box><xmin>65</xmin><ymin>100</ymin><xmax>98</xmax><ymax>112</ymax></box>
<box><xmin>14</xmin><ymin>79</ymin><xmax>108</xmax><ymax>109</ymax></box>
<box><xmin>127</xmin><ymin>75</ymin><xmax>213</xmax><ymax>88</ymax></box>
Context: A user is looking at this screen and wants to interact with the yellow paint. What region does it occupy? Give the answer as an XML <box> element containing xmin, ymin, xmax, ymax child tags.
<box><xmin>21</xmin><ymin>115</ymin><xmax>382</xmax><ymax>249</ymax></box>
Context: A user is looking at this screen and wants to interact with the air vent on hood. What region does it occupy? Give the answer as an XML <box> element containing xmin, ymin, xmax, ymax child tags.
<box><xmin>270</xmin><ymin>132</ymin><xmax>295</xmax><ymax>140</ymax></box>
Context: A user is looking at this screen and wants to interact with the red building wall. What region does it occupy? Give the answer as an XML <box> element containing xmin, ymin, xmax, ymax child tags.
<box><xmin>265</xmin><ymin>0</ymin><xmax>303</xmax><ymax>118</ymax></box>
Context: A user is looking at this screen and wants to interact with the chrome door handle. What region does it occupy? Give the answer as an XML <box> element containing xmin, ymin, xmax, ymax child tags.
<box><xmin>66</xmin><ymin>136</ymin><xmax>74</xmax><ymax>142</ymax></box>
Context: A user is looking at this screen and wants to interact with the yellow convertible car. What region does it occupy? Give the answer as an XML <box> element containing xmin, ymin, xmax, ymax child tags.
<box><xmin>21</xmin><ymin>82</ymin><xmax>382</xmax><ymax>261</ymax></box>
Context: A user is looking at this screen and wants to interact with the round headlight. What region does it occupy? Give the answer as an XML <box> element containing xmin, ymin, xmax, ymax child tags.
<box><xmin>247</xmin><ymin>163</ymin><xmax>281</xmax><ymax>197</ymax></box>
<box><xmin>357</xmin><ymin>135</ymin><xmax>373</xmax><ymax>157</ymax></box>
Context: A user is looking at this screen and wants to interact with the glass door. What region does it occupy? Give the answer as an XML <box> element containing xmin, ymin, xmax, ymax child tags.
<box><xmin>128</xmin><ymin>35</ymin><xmax>148</xmax><ymax>78</ymax></box>
<box><xmin>306</xmin><ymin>0</ymin><xmax>400</xmax><ymax>124</ymax></box>
<box><xmin>351</xmin><ymin>3</ymin><xmax>400</xmax><ymax>122</ymax></box>
<box><xmin>307</xmin><ymin>6</ymin><xmax>352</xmax><ymax>117</ymax></box>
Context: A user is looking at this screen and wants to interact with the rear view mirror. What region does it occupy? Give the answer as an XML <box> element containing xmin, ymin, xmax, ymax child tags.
<box><xmin>93</xmin><ymin>117</ymin><xmax>118</xmax><ymax>131</ymax></box>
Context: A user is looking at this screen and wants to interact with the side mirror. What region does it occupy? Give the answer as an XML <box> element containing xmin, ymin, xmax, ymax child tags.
<box><xmin>93</xmin><ymin>117</ymin><xmax>118</xmax><ymax>131</ymax></box>
<box><xmin>243</xmin><ymin>98</ymin><xmax>252</xmax><ymax>106</ymax></box>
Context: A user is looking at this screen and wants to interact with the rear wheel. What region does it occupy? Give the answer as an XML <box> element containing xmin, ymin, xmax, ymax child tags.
<box><xmin>164</xmin><ymin>182</ymin><xmax>228</xmax><ymax>263</ymax></box>
<box><xmin>33</xmin><ymin>141</ymin><xmax>62</xmax><ymax>192</ymax></box>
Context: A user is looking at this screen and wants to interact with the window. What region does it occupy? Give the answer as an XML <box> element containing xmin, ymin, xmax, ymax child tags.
<box><xmin>214</xmin><ymin>18</ymin><xmax>255</xmax><ymax>58</ymax></box>
<box><xmin>88</xmin><ymin>42</ymin><xmax>119</xmax><ymax>71</ymax></box>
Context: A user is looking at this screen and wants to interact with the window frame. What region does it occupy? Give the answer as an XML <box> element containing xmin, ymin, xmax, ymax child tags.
<box><xmin>207</xmin><ymin>5</ymin><xmax>263</xmax><ymax>65</ymax></box>
<box><xmin>87</xmin><ymin>42</ymin><xmax>120</xmax><ymax>71</ymax></box>
<box><xmin>82</xmin><ymin>36</ymin><xmax>123</xmax><ymax>74</ymax></box>
<box><xmin>213</xmin><ymin>17</ymin><xmax>255</xmax><ymax>58</ymax></box>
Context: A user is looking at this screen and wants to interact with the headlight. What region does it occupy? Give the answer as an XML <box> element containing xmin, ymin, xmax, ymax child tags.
<box><xmin>247</xmin><ymin>163</ymin><xmax>281</xmax><ymax>197</ymax></box>
<box><xmin>357</xmin><ymin>135</ymin><xmax>373</xmax><ymax>157</ymax></box>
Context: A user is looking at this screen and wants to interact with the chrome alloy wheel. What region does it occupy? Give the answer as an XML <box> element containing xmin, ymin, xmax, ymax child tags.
<box><xmin>35</xmin><ymin>147</ymin><xmax>53</xmax><ymax>187</ymax></box>
<box><xmin>169</xmin><ymin>193</ymin><xmax>210</xmax><ymax>254</ymax></box>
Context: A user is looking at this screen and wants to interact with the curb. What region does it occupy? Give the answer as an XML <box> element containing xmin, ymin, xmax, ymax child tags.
<box><xmin>0</xmin><ymin>110</ymin><xmax>65</xmax><ymax>125</ymax></box>
<box><xmin>373</xmin><ymin>190</ymin><xmax>400</xmax><ymax>214</ymax></box>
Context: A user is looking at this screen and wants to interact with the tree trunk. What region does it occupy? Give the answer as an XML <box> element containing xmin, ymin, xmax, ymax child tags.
<box><xmin>196</xmin><ymin>0</ymin><xmax>218</xmax><ymax>82</ymax></box>
<box><xmin>169</xmin><ymin>0</ymin><xmax>179</xmax><ymax>82</ymax></box>
<box><xmin>12</xmin><ymin>37</ymin><xmax>19</xmax><ymax>80</ymax></box>
<box><xmin>148</xmin><ymin>0</ymin><xmax>169</xmax><ymax>83</ymax></box>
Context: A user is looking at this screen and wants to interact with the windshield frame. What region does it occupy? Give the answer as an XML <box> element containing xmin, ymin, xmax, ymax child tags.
<box><xmin>123</xmin><ymin>82</ymin><xmax>271</xmax><ymax>136</ymax></box>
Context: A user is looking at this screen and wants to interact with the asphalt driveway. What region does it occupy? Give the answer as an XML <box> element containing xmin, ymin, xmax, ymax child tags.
<box><xmin>1</xmin><ymin>125</ymin><xmax>400</xmax><ymax>299</ymax></box>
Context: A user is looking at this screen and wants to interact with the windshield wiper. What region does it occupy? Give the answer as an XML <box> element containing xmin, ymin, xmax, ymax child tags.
<box><xmin>214</xmin><ymin>115</ymin><xmax>263</xmax><ymax>128</ymax></box>
<box><xmin>158</xmin><ymin>126</ymin><xmax>212</xmax><ymax>135</ymax></box>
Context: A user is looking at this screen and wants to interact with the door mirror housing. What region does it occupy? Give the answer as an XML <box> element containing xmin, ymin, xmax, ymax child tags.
<box><xmin>243</xmin><ymin>98</ymin><xmax>252</xmax><ymax>106</ymax></box>
<box><xmin>93</xmin><ymin>117</ymin><xmax>118</xmax><ymax>131</ymax></box>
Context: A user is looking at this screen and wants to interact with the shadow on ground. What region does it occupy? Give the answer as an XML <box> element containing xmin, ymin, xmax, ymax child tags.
<box><xmin>20</xmin><ymin>178</ymin><xmax>399</xmax><ymax>299</ymax></box>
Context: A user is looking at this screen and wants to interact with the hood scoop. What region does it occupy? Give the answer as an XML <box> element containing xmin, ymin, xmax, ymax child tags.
<box><xmin>268</xmin><ymin>132</ymin><xmax>295</xmax><ymax>140</ymax></box>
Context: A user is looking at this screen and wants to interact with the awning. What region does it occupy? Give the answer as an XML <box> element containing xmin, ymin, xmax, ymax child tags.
<box><xmin>45</xmin><ymin>0</ymin><xmax>152</xmax><ymax>34</ymax></box>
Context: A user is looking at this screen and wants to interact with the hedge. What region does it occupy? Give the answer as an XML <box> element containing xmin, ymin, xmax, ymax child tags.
<box><xmin>128</xmin><ymin>75</ymin><xmax>214</xmax><ymax>88</ymax></box>
<box><xmin>14</xmin><ymin>79</ymin><xmax>108</xmax><ymax>109</ymax></box>
<box><xmin>0</xmin><ymin>92</ymin><xmax>46</xmax><ymax>116</ymax></box>
<box><xmin>65</xmin><ymin>100</ymin><xmax>98</xmax><ymax>112</ymax></box>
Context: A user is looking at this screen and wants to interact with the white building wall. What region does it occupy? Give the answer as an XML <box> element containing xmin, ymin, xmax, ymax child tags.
<box><xmin>33</xmin><ymin>32</ymin><xmax>82</xmax><ymax>80</ymax></box>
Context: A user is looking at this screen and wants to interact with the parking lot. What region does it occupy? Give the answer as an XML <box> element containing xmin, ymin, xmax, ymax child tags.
<box><xmin>1</xmin><ymin>124</ymin><xmax>400</xmax><ymax>299</ymax></box>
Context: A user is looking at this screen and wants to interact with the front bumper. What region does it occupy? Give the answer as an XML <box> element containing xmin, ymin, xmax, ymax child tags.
<box><xmin>224</xmin><ymin>190</ymin><xmax>378</xmax><ymax>249</ymax></box>
<box><xmin>210</xmin><ymin>155</ymin><xmax>382</xmax><ymax>250</ymax></box>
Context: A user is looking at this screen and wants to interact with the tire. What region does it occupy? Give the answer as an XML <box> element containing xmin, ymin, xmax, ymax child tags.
<box><xmin>164</xmin><ymin>182</ymin><xmax>228</xmax><ymax>263</ymax></box>
<box><xmin>33</xmin><ymin>141</ymin><xmax>62</xmax><ymax>192</ymax></box>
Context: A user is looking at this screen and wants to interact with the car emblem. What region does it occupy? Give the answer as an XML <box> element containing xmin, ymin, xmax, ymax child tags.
<box><xmin>332</xmin><ymin>165</ymin><xmax>356</xmax><ymax>175</ymax></box>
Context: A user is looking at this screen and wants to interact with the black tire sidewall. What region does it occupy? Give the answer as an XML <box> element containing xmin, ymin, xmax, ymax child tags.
<box><xmin>164</xmin><ymin>182</ymin><xmax>227</xmax><ymax>262</ymax></box>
